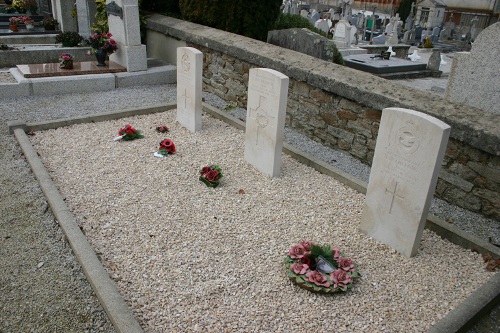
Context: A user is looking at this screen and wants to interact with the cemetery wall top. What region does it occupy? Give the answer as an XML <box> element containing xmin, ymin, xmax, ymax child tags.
<box><xmin>146</xmin><ymin>14</ymin><xmax>499</xmax><ymax>157</ymax></box>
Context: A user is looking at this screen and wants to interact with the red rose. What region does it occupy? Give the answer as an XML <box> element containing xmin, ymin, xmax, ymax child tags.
<box><xmin>205</xmin><ymin>169</ymin><xmax>219</xmax><ymax>181</ymax></box>
<box><xmin>201</xmin><ymin>166</ymin><xmax>212</xmax><ymax>175</ymax></box>
<box><xmin>332</xmin><ymin>247</ymin><xmax>341</xmax><ymax>261</ymax></box>
<box><xmin>331</xmin><ymin>269</ymin><xmax>352</xmax><ymax>288</ymax></box>
<box><xmin>301</xmin><ymin>256</ymin><xmax>311</xmax><ymax>267</ymax></box>
<box><xmin>290</xmin><ymin>263</ymin><xmax>309</xmax><ymax>275</ymax></box>
<box><xmin>299</xmin><ymin>241</ymin><xmax>312</xmax><ymax>251</ymax></box>
<box><xmin>338</xmin><ymin>258</ymin><xmax>355</xmax><ymax>272</ymax></box>
<box><xmin>288</xmin><ymin>245</ymin><xmax>309</xmax><ymax>259</ymax></box>
<box><xmin>306</xmin><ymin>271</ymin><xmax>330</xmax><ymax>287</ymax></box>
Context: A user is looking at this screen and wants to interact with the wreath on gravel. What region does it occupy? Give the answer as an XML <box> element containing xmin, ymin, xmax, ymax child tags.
<box><xmin>284</xmin><ymin>241</ymin><xmax>360</xmax><ymax>294</ymax></box>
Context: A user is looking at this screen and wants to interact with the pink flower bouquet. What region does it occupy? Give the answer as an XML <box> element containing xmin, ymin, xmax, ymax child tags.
<box><xmin>284</xmin><ymin>241</ymin><xmax>359</xmax><ymax>294</ymax></box>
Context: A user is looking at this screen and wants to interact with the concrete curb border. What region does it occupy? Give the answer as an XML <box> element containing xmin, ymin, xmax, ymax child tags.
<box><xmin>13</xmin><ymin>127</ymin><xmax>144</xmax><ymax>333</ymax></box>
<box><xmin>8</xmin><ymin>103</ymin><xmax>499</xmax><ymax>333</ymax></box>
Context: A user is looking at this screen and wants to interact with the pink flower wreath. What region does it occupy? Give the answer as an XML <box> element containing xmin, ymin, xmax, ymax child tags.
<box><xmin>284</xmin><ymin>241</ymin><xmax>360</xmax><ymax>294</ymax></box>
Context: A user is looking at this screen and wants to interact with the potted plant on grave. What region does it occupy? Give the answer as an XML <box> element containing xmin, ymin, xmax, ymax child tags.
<box><xmin>21</xmin><ymin>16</ymin><xmax>35</xmax><ymax>30</ymax></box>
<box><xmin>8</xmin><ymin>16</ymin><xmax>24</xmax><ymax>32</ymax></box>
<box><xmin>11</xmin><ymin>0</ymin><xmax>26</xmax><ymax>13</ymax></box>
<box><xmin>2</xmin><ymin>6</ymin><xmax>17</xmax><ymax>13</ymax></box>
<box><xmin>55</xmin><ymin>32</ymin><xmax>84</xmax><ymax>47</ymax></box>
<box><xmin>22</xmin><ymin>0</ymin><xmax>38</xmax><ymax>14</ymax></box>
<box><xmin>59</xmin><ymin>52</ymin><xmax>74</xmax><ymax>69</ymax></box>
<box><xmin>84</xmin><ymin>32</ymin><xmax>118</xmax><ymax>66</ymax></box>
<box><xmin>42</xmin><ymin>17</ymin><xmax>59</xmax><ymax>31</ymax></box>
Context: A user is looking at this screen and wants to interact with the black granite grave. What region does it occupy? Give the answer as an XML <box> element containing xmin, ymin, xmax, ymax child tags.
<box><xmin>343</xmin><ymin>53</ymin><xmax>427</xmax><ymax>75</ymax></box>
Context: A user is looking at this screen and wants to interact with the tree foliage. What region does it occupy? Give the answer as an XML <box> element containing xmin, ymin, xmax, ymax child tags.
<box><xmin>178</xmin><ymin>0</ymin><xmax>282</xmax><ymax>41</ymax></box>
<box><xmin>398</xmin><ymin>0</ymin><xmax>415</xmax><ymax>22</ymax></box>
<box><xmin>140</xmin><ymin>0</ymin><xmax>180</xmax><ymax>16</ymax></box>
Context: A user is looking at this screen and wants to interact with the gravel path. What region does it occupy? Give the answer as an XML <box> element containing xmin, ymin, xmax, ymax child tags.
<box><xmin>28</xmin><ymin>107</ymin><xmax>494</xmax><ymax>332</ymax></box>
<box><xmin>1</xmin><ymin>82</ymin><xmax>498</xmax><ymax>332</ymax></box>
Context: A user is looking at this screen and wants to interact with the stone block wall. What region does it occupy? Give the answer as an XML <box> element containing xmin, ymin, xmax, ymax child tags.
<box><xmin>146</xmin><ymin>14</ymin><xmax>500</xmax><ymax>220</ymax></box>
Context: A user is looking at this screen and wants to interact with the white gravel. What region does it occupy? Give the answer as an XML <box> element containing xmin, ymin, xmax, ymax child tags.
<box><xmin>31</xmin><ymin>110</ymin><xmax>495</xmax><ymax>333</ymax></box>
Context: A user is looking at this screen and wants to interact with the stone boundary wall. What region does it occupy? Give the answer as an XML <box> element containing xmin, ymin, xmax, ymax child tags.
<box><xmin>146</xmin><ymin>14</ymin><xmax>500</xmax><ymax>220</ymax></box>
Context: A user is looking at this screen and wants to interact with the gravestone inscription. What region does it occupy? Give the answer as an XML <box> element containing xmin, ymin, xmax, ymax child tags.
<box><xmin>244</xmin><ymin>68</ymin><xmax>289</xmax><ymax>177</ymax></box>
<box><xmin>360</xmin><ymin>107</ymin><xmax>450</xmax><ymax>258</ymax></box>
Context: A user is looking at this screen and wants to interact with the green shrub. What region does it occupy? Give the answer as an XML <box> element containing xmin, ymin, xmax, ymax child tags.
<box><xmin>55</xmin><ymin>32</ymin><xmax>83</xmax><ymax>46</ymax></box>
<box><xmin>140</xmin><ymin>0</ymin><xmax>180</xmax><ymax>17</ymax></box>
<box><xmin>179</xmin><ymin>0</ymin><xmax>282</xmax><ymax>42</ymax></box>
<box><xmin>273</xmin><ymin>13</ymin><xmax>326</xmax><ymax>36</ymax></box>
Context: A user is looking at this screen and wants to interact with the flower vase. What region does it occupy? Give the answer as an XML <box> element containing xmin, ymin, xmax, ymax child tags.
<box><xmin>199</xmin><ymin>176</ymin><xmax>219</xmax><ymax>188</ymax></box>
<box><xmin>59</xmin><ymin>60</ymin><xmax>74</xmax><ymax>70</ymax></box>
<box><xmin>26</xmin><ymin>24</ymin><xmax>35</xmax><ymax>31</ymax></box>
<box><xmin>9</xmin><ymin>24</ymin><xmax>18</xmax><ymax>32</ymax></box>
<box><xmin>95</xmin><ymin>49</ymin><xmax>107</xmax><ymax>66</ymax></box>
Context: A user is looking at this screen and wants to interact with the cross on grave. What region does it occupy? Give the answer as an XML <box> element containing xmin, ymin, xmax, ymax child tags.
<box><xmin>181</xmin><ymin>89</ymin><xmax>191</xmax><ymax>110</ymax></box>
<box><xmin>248</xmin><ymin>96</ymin><xmax>275</xmax><ymax>148</ymax></box>
<box><xmin>385</xmin><ymin>181</ymin><xmax>405</xmax><ymax>214</ymax></box>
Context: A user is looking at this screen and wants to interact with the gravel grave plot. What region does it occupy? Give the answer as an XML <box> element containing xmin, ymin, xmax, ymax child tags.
<box><xmin>31</xmin><ymin>109</ymin><xmax>495</xmax><ymax>333</ymax></box>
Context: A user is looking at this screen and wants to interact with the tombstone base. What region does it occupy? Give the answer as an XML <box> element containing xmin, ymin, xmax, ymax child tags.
<box><xmin>110</xmin><ymin>44</ymin><xmax>147</xmax><ymax>72</ymax></box>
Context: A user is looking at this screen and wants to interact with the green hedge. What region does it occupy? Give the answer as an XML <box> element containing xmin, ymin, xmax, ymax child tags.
<box><xmin>178</xmin><ymin>0</ymin><xmax>282</xmax><ymax>42</ymax></box>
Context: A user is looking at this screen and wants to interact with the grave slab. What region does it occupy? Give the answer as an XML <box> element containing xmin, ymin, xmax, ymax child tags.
<box><xmin>16</xmin><ymin>61</ymin><xmax>127</xmax><ymax>78</ymax></box>
<box><xmin>244</xmin><ymin>68</ymin><xmax>289</xmax><ymax>177</ymax></box>
<box><xmin>360</xmin><ymin>107</ymin><xmax>450</xmax><ymax>258</ymax></box>
<box><xmin>176</xmin><ymin>47</ymin><xmax>202</xmax><ymax>132</ymax></box>
<box><xmin>343</xmin><ymin>53</ymin><xmax>427</xmax><ymax>74</ymax></box>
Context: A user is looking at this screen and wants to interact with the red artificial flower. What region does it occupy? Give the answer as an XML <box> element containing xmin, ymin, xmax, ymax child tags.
<box><xmin>306</xmin><ymin>270</ymin><xmax>330</xmax><ymax>288</ymax></box>
<box><xmin>331</xmin><ymin>269</ymin><xmax>352</xmax><ymax>288</ymax></box>
<box><xmin>338</xmin><ymin>257</ymin><xmax>355</xmax><ymax>272</ymax></box>
<box><xmin>159</xmin><ymin>139</ymin><xmax>176</xmax><ymax>154</ymax></box>
<box><xmin>205</xmin><ymin>169</ymin><xmax>219</xmax><ymax>181</ymax></box>
<box><xmin>290</xmin><ymin>263</ymin><xmax>309</xmax><ymax>275</ymax></box>
<box><xmin>288</xmin><ymin>244</ymin><xmax>310</xmax><ymax>259</ymax></box>
<box><xmin>200</xmin><ymin>166</ymin><xmax>211</xmax><ymax>175</ymax></box>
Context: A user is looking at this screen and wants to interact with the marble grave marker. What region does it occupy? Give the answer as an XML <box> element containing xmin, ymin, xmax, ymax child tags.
<box><xmin>176</xmin><ymin>47</ymin><xmax>202</xmax><ymax>132</ymax></box>
<box><xmin>360</xmin><ymin>107</ymin><xmax>450</xmax><ymax>258</ymax></box>
<box><xmin>244</xmin><ymin>68</ymin><xmax>289</xmax><ymax>177</ymax></box>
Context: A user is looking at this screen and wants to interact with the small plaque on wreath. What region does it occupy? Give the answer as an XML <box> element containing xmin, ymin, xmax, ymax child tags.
<box><xmin>284</xmin><ymin>241</ymin><xmax>360</xmax><ymax>294</ymax></box>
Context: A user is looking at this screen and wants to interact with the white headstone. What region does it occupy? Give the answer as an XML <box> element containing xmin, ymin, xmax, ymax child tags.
<box><xmin>107</xmin><ymin>0</ymin><xmax>147</xmax><ymax>72</ymax></box>
<box><xmin>360</xmin><ymin>107</ymin><xmax>451</xmax><ymax>258</ymax></box>
<box><xmin>244</xmin><ymin>68</ymin><xmax>289</xmax><ymax>177</ymax></box>
<box><xmin>315</xmin><ymin>19</ymin><xmax>330</xmax><ymax>34</ymax></box>
<box><xmin>300</xmin><ymin>9</ymin><xmax>309</xmax><ymax>18</ymax></box>
<box><xmin>176</xmin><ymin>47</ymin><xmax>203</xmax><ymax>132</ymax></box>
<box><xmin>385</xmin><ymin>22</ymin><xmax>394</xmax><ymax>35</ymax></box>
<box><xmin>334</xmin><ymin>21</ymin><xmax>347</xmax><ymax>39</ymax></box>
<box><xmin>333</xmin><ymin>20</ymin><xmax>352</xmax><ymax>48</ymax></box>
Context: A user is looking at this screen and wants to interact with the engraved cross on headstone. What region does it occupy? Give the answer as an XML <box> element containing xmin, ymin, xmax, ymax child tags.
<box><xmin>249</xmin><ymin>96</ymin><xmax>275</xmax><ymax>148</ymax></box>
<box><xmin>181</xmin><ymin>89</ymin><xmax>191</xmax><ymax>110</ymax></box>
<box><xmin>385</xmin><ymin>181</ymin><xmax>405</xmax><ymax>214</ymax></box>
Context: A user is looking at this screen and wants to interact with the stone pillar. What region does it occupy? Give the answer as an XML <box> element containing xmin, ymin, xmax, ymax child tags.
<box><xmin>52</xmin><ymin>0</ymin><xmax>78</xmax><ymax>32</ymax></box>
<box><xmin>107</xmin><ymin>0</ymin><xmax>147</xmax><ymax>72</ymax></box>
<box><xmin>75</xmin><ymin>0</ymin><xmax>97</xmax><ymax>36</ymax></box>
